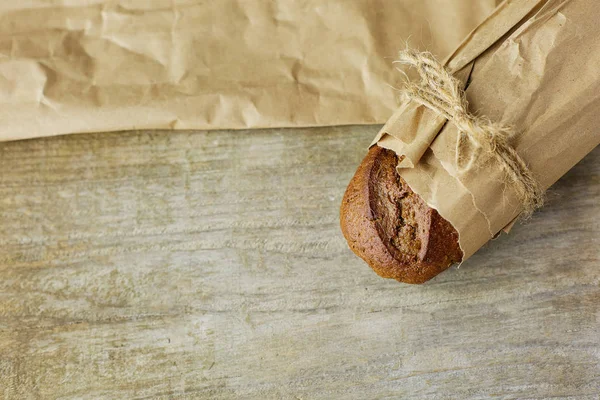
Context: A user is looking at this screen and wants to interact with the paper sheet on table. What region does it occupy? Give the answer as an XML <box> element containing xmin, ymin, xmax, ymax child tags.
<box><xmin>0</xmin><ymin>0</ymin><xmax>501</xmax><ymax>142</ymax></box>
<box><xmin>373</xmin><ymin>0</ymin><xmax>600</xmax><ymax>259</ymax></box>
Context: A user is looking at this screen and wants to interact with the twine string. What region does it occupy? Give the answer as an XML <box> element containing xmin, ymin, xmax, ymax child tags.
<box><xmin>393</xmin><ymin>49</ymin><xmax>544</xmax><ymax>217</ymax></box>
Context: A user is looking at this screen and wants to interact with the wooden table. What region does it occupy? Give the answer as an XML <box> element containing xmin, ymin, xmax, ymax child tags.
<box><xmin>1</xmin><ymin>126</ymin><xmax>598</xmax><ymax>399</ymax></box>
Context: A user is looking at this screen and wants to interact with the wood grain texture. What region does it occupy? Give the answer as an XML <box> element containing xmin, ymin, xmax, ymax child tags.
<box><xmin>0</xmin><ymin>126</ymin><xmax>598</xmax><ymax>399</ymax></box>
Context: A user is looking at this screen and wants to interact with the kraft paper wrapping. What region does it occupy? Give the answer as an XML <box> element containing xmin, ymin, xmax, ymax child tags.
<box><xmin>0</xmin><ymin>0</ymin><xmax>500</xmax><ymax>142</ymax></box>
<box><xmin>373</xmin><ymin>0</ymin><xmax>600</xmax><ymax>259</ymax></box>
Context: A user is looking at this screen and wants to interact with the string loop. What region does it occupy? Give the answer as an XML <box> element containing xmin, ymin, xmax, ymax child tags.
<box><xmin>394</xmin><ymin>49</ymin><xmax>544</xmax><ymax>217</ymax></box>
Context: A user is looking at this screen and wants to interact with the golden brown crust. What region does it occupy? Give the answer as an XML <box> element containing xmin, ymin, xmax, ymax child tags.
<box><xmin>340</xmin><ymin>146</ymin><xmax>462</xmax><ymax>284</ymax></box>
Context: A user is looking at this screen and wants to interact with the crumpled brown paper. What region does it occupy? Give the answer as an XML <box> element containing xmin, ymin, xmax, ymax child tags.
<box><xmin>0</xmin><ymin>0</ymin><xmax>501</xmax><ymax>142</ymax></box>
<box><xmin>373</xmin><ymin>0</ymin><xmax>600</xmax><ymax>259</ymax></box>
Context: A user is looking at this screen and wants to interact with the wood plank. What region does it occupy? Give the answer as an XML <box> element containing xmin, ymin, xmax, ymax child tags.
<box><xmin>0</xmin><ymin>126</ymin><xmax>598</xmax><ymax>399</ymax></box>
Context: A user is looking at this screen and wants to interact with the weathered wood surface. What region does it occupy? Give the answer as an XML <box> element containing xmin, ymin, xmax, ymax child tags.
<box><xmin>0</xmin><ymin>126</ymin><xmax>598</xmax><ymax>399</ymax></box>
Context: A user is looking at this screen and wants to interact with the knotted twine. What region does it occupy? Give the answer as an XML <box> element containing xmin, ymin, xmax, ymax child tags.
<box><xmin>393</xmin><ymin>49</ymin><xmax>544</xmax><ymax>218</ymax></box>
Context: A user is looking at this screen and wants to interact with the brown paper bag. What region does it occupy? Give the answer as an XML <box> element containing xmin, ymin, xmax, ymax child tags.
<box><xmin>0</xmin><ymin>0</ymin><xmax>500</xmax><ymax>142</ymax></box>
<box><xmin>373</xmin><ymin>0</ymin><xmax>600</xmax><ymax>259</ymax></box>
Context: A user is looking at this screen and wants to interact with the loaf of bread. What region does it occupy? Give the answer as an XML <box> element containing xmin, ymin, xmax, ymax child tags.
<box><xmin>340</xmin><ymin>146</ymin><xmax>463</xmax><ymax>284</ymax></box>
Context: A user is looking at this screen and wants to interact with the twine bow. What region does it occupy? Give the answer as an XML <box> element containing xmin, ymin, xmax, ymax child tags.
<box><xmin>393</xmin><ymin>49</ymin><xmax>544</xmax><ymax>217</ymax></box>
